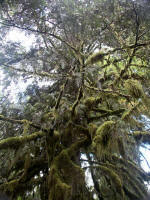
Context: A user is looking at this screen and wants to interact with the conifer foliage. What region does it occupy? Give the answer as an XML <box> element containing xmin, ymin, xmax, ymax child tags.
<box><xmin>0</xmin><ymin>0</ymin><xmax>150</xmax><ymax>199</ymax></box>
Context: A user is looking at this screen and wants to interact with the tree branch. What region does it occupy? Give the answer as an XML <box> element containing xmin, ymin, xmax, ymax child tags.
<box><xmin>0</xmin><ymin>131</ymin><xmax>45</xmax><ymax>150</ymax></box>
<box><xmin>0</xmin><ymin>115</ymin><xmax>48</xmax><ymax>132</ymax></box>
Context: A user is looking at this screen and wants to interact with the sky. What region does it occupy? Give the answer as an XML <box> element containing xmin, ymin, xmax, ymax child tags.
<box><xmin>6</xmin><ymin>28</ymin><xmax>36</xmax><ymax>51</ymax></box>
<box><xmin>0</xmin><ymin>29</ymin><xmax>35</xmax><ymax>102</ymax></box>
<box><xmin>1</xmin><ymin>28</ymin><xmax>51</xmax><ymax>103</ymax></box>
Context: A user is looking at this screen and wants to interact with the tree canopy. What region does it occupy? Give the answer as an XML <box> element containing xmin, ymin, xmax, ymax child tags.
<box><xmin>0</xmin><ymin>0</ymin><xmax>150</xmax><ymax>199</ymax></box>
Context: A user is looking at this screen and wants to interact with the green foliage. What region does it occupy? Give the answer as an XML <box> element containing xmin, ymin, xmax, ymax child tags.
<box><xmin>0</xmin><ymin>0</ymin><xmax>150</xmax><ymax>200</ymax></box>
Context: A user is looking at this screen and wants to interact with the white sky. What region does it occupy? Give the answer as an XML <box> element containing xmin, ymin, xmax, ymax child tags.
<box><xmin>6</xmin><ymin>28</ymin><xmax>36</xmax><ymax>51</ymax></box>
<box><xmin>140</xmin><ymin>146</ymin><xmax>150</xmax><ymax>172</ymax></box>
<box><xmin>0</xmin><ymin>29</ymin><xmax>36</xmax><ymax>102</ymax></box>
<box><xmin>1</xmin><ymin>28</ymin><xmax>51</xmax><ymax>102</ymax></box>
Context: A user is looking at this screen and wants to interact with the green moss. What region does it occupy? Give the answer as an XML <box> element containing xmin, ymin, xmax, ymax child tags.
<box><xmin>6</xmin><ymin>179</ymin><xmax>19</xmax><ymax>192</ymax></box>
<box><xmin>133</xmin><ymin>131</ymin><xmax>150</xmax><ymax>136</ymax></box>
<box><xmin>96</xmin><ymin>120</ymin><xmax>115</xmax><ymax>133</ymax></box>
<box><xmin>88</xmin><ymin>123</ymin><xmax>97</xmax><ymax>140</ymax></box>
<box><xmin>17</xmin><ymin>196</ymin><xmax>22</xmax><ymax>200</ymax></box>
<box><xmin>61</xmin><ymin>123</ymin><xmax>73</xmax><ymax>147</ymax></box>
<box><xmin>94</xmin><ymin>121</ymin><xmax>115</xmax><ymax>146</ymax></box>
<box><xmin>48</xmin><ymin>147</ymin><xmax>85</xmax><ymax>200</ymax></box>
<box><xmin>22</xmin><ymin>120</ymin><xmax>30</xmax><ymax>135</ymax></box>
<box><xmin>0</xmin><ymin>131</ymin><xmax>45</xmax><ymax>150</ymax></box>
<box><xmin>54</xmin><ymin>130</ymin><xmax>60</xmax><ymax>139</ymax></box>
<box><xmin>117</xmin><ymin>137</ymin><xmax>126</xmax><ymax>158</ymax></box>
<box><xmin>85</xmin><ymin>51</ymin><xmax>105</xmax><ymax>65</ymax></box>
<box><xmin>124</xmin><ymin>79</ymin><xmax>144</xmax><ymax>98</ymax></box>
<box><xmin>49</xmin><ymin>165</ymin><xmax>71</xmax><ymax>200</ymax></box>
<box><xmin>99</xmin><ymin>166</ymin><xmax>125</xmax><ymax>199</ymax></box>
<box><xmin>74</xmin><ymin>104</ymin><xmax>86</xmax><ymax>121</ymax></box>
<box><xmin>121</xmin><ymin>110</ymin><xmax>130</xmax><ymax>121</ymax></box>
<box><xmin>121</xmin><ymin>102</ymin><xmax>141</xmax><ymax>127</ymax></box>
<box><xmin>92</xmin><ymin>121</ymin><xmax>116</xmax><ymax>159</ymax></box>
<box><xmin>41</xmin><ymin>111</ymin><xmax>54</xmax><ymax>122</ymax></box>
<box><xmin>84</xmin><ymin>97</ymin><xmax>95</xmax><ymax>107</ymax></box>
<box><xmin>84</xmin><ymin>97</ymin><xmax>101</xmax><ymax>108</ymax></box>
<box><xmin>23</xmin><ymin>154</ymin><xmax>31</xmax><ymax>173</ymax></box>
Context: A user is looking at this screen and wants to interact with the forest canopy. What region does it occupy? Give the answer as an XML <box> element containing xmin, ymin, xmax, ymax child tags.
<box><xmin>0</xmin><ymin>0</ymin><xmax>150</xmax><ymax>199</ymax></box>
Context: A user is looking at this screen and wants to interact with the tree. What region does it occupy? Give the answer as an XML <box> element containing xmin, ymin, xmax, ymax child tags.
<box><xmin>0</xmin><ymin>0</ymin><xmax>150</xmax><ymax>199</ymax></box>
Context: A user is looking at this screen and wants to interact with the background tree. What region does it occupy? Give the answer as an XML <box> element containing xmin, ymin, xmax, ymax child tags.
<box><xmin>0</xmin><ymin>0</ymin><xmax>150</xmax><ymax>199</ymax></box>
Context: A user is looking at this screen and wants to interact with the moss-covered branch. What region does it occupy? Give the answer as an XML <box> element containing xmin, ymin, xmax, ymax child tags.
<box><xmin>0</xmin><ymin>131</ymin><xmax>45</xmax><ymax>150</ymax></box>
<box><xmin>0</xmin><ymin>157</ymin><xmax>48</xmax><ymax>196</ymax></box>
<box><xmin>48</xmin><ymin>137</ymin><xmax>90</xmax><ymax>200</ymax></box>
<box><xmin>0</xmin><ymin>176</ymin><xmax>45</xmax><ymax>197</ymax></box>
<box><xmin>85</xmin><ymin>84</ymin><xmax>131</xmax><ymax>99</ymax></box>
<box><xmin>2</xmin><ymin>64</ymin><xmax>66</xmax><ymax>79</ymax></box>
<box><xmin>88</xmin><ymin>108</ymin><xmax>125</xmax><ymax>121</ymax></box>
<box><xmin>133</xmin><ymin>131</ymin><xmax>150</xmax><ymax>144</ymax></box>
<box><xmin>71</xmin><ymin>87</ymin><xmax>83</xmax><ymax>116</ymax></box>
<box><xmin>55</xmin><ymin>79</ymin><xmax>69</xmax><ymax>110</ymax></box>
<box><xmin>0</xmin><ymin>115</ymin><xmax>48</xmax><ymax>132</ymax></box>
<box><xmin>112</xmin><ymin>155</ymin><xmax>150</xmax><ymax>181</ymax></box>
<box><xmin>87</xmin><ymin>165</ymin><xmax>125</xmax><ymax>199</ymax></box>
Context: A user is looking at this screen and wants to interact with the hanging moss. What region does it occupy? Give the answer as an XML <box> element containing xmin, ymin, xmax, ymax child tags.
<box><xmin>92</xmin><ymin>121</ymin><xmax>116</xmax><ymax>159</ymax></box>
<box><xmin>74</xmin><ymin>104</ymin><xmax>86</xmax><ymax>119</ymax></box>
<box><xmin>99</xmin><ymin>165</ymin><xmax>125</xmax><ymax>199</ymax></box>
<box><xmin>84</xmin><ymin>97</ymin><xmax>101</xmax><ymax>109</ymax></box>
<box><xmin>19</xmin><ymin>153</ymin><xmax>31</xmax><ymax>182</ymax></box>
<box><xmin>124</xmin><ymin>79</ymin><xmax>144</xmax><ymax>98</ymax></box>
<box><xmin>49</xmin><ymin>165</ymin><xmax>71</xmax><ymax>200</ymax></box>
<box><xmin>48</xmin><ymin>147</ymin><xmax>85</xmax><ymax>200</ymax></box>
<box><xmin>22</xmin><ymin>120</ymin><xmax>30</xmax><ymax>135</ymax></box>
<box><xmin>99</xmin><ymin>177</ymin><xmax>114</xmax><ymax>198</ymax></box>
<box><xmin>85</xmin><ymin>51</ymin><xmax>105</xmax><ymax>65</ymax></box>
<box><xmin>94</xmin><ymin>121</ymin><xmax>115</xmax><ymax>146</ymax></box>
<box><xmin>88</xmin><ymin>123</ymin><xmax>97</xmax><ymax>140</ymax></box>
<box><xmin>41</xmin><ymin>111</ymin><xmax>54</xmax><ymax>122</ymax></box>
<box><xmin>48</xmin><ymin>151</ymin><xmax>72</xmax><ymax>200</ymax></box>
<box><xmin>122</xmin><ymin>170</ymin><xmax>146</xmax><ymax>199</ymax></box>
<box><xmin>117</xmin><ymin>137</ymin><xmax>126</xmax><ymax>159</ymax></box>
<box><xmin>121</xmin><ymin>102</ymin><xmax>141</xmax><ymax>126</ymax></box>
<box><xmin>61</xmin><ymin>122</ymin><xmax>73</xmax><ymax>147</ymax></box>
<box><xmin>121</xmin><ymin>110</ymin><xmax>130</xmax><ymax>121</ymax></box>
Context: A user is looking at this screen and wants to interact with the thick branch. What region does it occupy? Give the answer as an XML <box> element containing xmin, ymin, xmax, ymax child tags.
<box><xmin>0</xmin><ymin>131</ymin><xmax>45</xmax><ymax>150</ymax></box>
